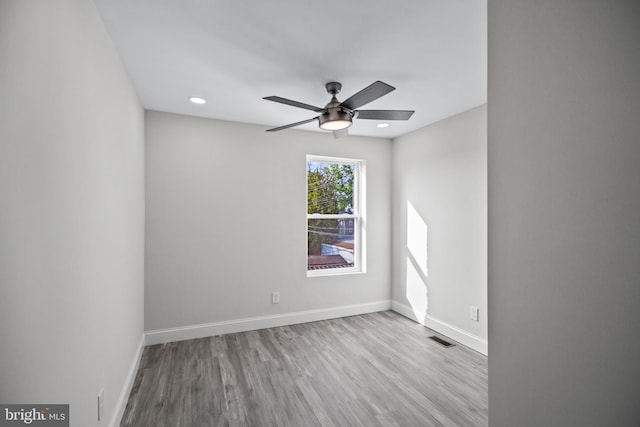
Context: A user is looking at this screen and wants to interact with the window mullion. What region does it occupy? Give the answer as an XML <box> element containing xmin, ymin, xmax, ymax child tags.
<box><xmin>307</xmin><ymin>214</ymin><xmax>356</xmax><ymax>220</ymax></box>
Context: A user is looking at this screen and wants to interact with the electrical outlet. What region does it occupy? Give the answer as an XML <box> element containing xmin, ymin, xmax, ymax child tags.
<box><xmin>271</xmin><ymin>291</ymin><xmax>280</xmax><ymax>304</ymax></box>
<box><xmin>470</xmin><ymin>306</ymin><xmax>479</xmax><ymax>322</ymax></box>
<box><xmin>97</xmin><ymin>388</ymin><xmax>104</xmax><ymax>421</ymax></box>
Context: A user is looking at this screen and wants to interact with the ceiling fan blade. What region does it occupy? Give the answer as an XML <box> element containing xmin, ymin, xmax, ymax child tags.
<box><xmin>356</xmin><ymin>110</ymin><xmax>415</xmax><ymax>120</ymax></box>
<box><xmin>263</xmin><ymin>96</ymin><xmax>324</xmax><ymax>112</ymax></box>
<box><xmin>332</xmin><ymin>128</ymin><xmax>349</xmax><ymax>139</ymax></box>
<box><xmin>340</xmin><ymin>81</ymin><xmax>395</xmax><ymax>110</ymax></box>
<box><xmin>266</xmin><ymin>117</ymin><xmax>318</xmax><ymax>132</ymax></box>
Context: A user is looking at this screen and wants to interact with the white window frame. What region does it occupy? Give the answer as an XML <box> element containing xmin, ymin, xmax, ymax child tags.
<box><xmin>306</xmin><ymin>155</ymin><xmax>366</xmax><ymax>277</ymax></box>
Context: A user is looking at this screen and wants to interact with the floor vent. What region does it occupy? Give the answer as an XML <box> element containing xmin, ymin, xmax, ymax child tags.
<box><xmin>429</xmin><ymin>336</ymin><xmax>455</xmax><ymax>348</ymax></box>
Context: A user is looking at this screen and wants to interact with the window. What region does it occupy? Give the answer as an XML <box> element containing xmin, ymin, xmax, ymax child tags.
<box><xmin>307</xmin><ymin>155</ymin><xmax>364</xmax><ymax>275</ymax></box>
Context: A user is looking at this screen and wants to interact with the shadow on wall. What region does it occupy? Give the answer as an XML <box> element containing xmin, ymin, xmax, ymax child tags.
<box><xmin>406</xmin><ymin>200</ymin><xmax>429</xmax><ymax>322</ymax></box>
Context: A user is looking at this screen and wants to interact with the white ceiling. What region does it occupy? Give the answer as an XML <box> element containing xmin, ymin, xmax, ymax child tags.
<box><xmin>94</xmin><ymin>0</ymin><xmax>486</xmax><ymax>139</ymax></box>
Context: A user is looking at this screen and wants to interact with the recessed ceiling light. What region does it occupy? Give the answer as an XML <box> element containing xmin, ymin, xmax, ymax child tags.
<box><xmin>188</xmin><ymin>96</ymin><xmax>206</xmax><ymax>105</ymax></box>
<box><xmin>377</xmin><ymin>123</ymin><xmax>390</xmax><ymax>128</ymax></box>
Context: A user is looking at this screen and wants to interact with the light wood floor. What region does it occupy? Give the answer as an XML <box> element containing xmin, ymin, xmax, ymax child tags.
<box><xmin>121</xmin><ymin>311</ymin><xmax>487</xmax><ymax>427</ymax></box>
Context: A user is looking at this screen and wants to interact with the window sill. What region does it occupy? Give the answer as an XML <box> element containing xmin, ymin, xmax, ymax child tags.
<box><xmin>306</xmin><ymin>268</ymin><xmax>365</xmax><ymax>278</ymax></box>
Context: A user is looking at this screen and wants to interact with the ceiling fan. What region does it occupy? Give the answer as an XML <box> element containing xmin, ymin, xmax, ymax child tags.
<box><xmin>263</xmin><ymin>81</ymin><xmax>414</xmax><ymax>138</ymax></box>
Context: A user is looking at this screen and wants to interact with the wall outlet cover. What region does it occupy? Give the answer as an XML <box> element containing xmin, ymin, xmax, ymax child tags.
<box><xmin>470</xmin><ymin>306</ymin><xmax>479</xmax><ymax>322</ymax></box>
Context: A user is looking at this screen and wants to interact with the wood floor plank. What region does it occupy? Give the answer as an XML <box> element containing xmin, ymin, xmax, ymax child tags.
<box><xmin>121</xmin><ymin>311</ymin><xmax>487</xmax><ymax>426</ymax></box>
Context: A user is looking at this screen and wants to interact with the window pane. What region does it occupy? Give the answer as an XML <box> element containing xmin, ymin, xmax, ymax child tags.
<box><xmin>307</xmin><ymin>161</ymin><xmax>355</xmax><ymax>215</ymax></box>
<box><xmin>307</xmin><ymin>218</ymin><xmax>355</xmax><ymax>270</ymax></box>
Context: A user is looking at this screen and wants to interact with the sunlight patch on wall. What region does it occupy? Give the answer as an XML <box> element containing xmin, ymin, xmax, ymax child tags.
<box><xmin>406</xmin><ymin>200</ymin><xmax>429</xmax><ymax>316</ymax></box>
<box><xmin>407</xmin><ymin>200</ymin><xmax>428</xmax><ymax>275</ymax></box>
<box><xmin>406</xmin><ymin>257</ymin><xmax>428</xmax><ymax>314</ymax></box>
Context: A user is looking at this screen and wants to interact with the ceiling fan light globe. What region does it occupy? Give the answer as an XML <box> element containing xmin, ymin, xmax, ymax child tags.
<box><xmin>319</xmin><ymin>108</ymin><xmax>352</xmax><ymax>131</ymax></box>
<box><xmin>320</xmin><ymin>120</ymin><xmax>352</xmax><ymax>130</ymax></box>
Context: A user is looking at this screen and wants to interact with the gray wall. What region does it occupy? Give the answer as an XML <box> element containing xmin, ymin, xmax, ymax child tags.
<box><xmin>392</xmin><ymin>106</ymin><xmax>487</xmax><ymax>353</ymax></box>
<box><xmin>488</xmin><ymin>0</ymin><xmax>640</xmax><ymax>425</ymax></box>
<box><xmin>0</xmin><ymin>1</ymin><xmax>145</xmax><ymax>426</ymax></box>
<box><xmin>145</xmin><ymin>111</ymin><xmax>391</xmax><ymax>331</ymax></box>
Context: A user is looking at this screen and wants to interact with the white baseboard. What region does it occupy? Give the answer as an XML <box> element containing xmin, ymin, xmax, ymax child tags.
<box><xmin>145</xmin><ymin>300</ymin><xmax>392</xmax><ymax>346</ymax></box>
<box><xmin>109</xmin><ymin>333</ymin><xmax>145</xmax><ymax>427</ymax></box>
<box><xmin>391</xmin><ymin>301</ymin><xmax>488</xmax><ymax>356</ymax></box>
